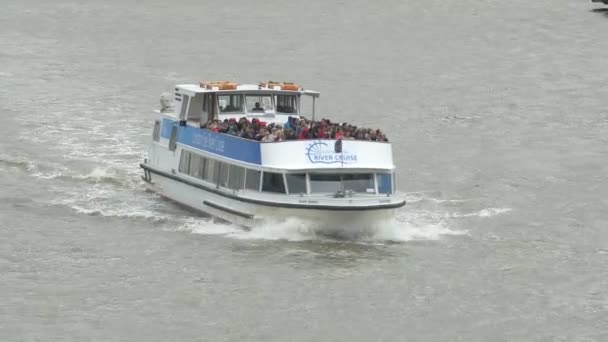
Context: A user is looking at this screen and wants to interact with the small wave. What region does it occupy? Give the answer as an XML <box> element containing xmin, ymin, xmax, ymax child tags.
<box><xmin>424</xmin><ymin>198</ymin><xmax>475</xmax><ymax>204</ymax></box>
<box><xmin>400</xmin><ymin>191</ymin><xmax>476</xmax><ymax>205</ymax></box>
<box><xmin>0</xmin><ymin>155</ymin><xmax>72</xmax><ymax>180</ymax></box>
<box><xmin>0</xmin><ymin>155</ymin><xmax>35</xmax><ymax>171</ymax></box>
<box><xmin>29</xmin><ymin>167</ymin><xmax>133</xmax><ymax>187</ymax></box>
<box><xmin>440</xmin><ymin>115</ymin><xmax>478</xmax><ymax>124</ymax></box>
<box><xmin>51</xmin><ymin>186</ymin><xmax>173</xmax><ymax>223</ymax></box>
<box><xmin>62</xmin><ymin>168</ymin><xmax>131</xmax><ymax>186</ymax></box>
<box><xmin>451</xmin><ymin>207</ymin><xmax>512</xmax><ymax>218</ymax></box>
<box><xmin>70</xmin><ymin>204</ymin><xmax>171</xmax><ymax>222</ymax></box>
<box><xmin>30</xmin><ymin>171</ymin><xmax>65</xmax><ymax>179</ymax></box>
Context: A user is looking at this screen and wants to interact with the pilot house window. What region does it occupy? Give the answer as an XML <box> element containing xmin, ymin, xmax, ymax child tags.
<box><xmin>246</xmin><ymin>95</ymin><xmax>272</xmax><ymax>113</ymax></box>
<box><xmin>276</xmin><ymin>95</ymin><xmax>297</xmax><ymax>114</ymax></box>
<box><xmin>218</xmin><ymin>95</ymin><xmax>244</xmax><ymax>113</ymax></box>
<box><xmin>179</xmin><ymin>95</ymin><xmax>190</xmax><ymax>120</ymax></box>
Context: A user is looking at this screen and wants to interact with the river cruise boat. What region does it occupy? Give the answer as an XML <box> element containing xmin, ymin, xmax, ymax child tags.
<box><xmin>140</xmin><ymin>81</ymin><xmax>405</xmax><ymax>230</ymax></box>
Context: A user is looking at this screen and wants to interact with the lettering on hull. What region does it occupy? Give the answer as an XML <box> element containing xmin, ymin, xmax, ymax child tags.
<box><xmin>306</xmin><ymin>141</ymin><xmax>358</xmax><ymax>165</ymax></box>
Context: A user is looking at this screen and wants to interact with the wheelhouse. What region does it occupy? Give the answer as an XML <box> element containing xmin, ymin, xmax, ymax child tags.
<box><xmin>173</xmin><ymin>81</ymin><xmax>320</xmax><ymax>126</ymax></box>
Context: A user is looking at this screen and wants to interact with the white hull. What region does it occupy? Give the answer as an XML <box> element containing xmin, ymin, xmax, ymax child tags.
<box><xmin>145</xmin><ymin>172</ymin><xmax>397</xmax><ymax>231</ymax></box>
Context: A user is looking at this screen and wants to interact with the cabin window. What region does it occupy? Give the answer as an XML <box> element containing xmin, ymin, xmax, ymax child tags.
<box><xmin>218</xmin><ymin>95</ymin><xmax>244</xmax><ymax>113</ymax></box>
<box><xmin>178</xmin><ymin>151</ymin><xmax>191</xmax><ymax>174</ymax></box>
<box><xmin>228</xmin><ymin>165</ymin><xmax>245</xmax><ymax>190</ymax></box>
<box><xmin>212</xmin><ymin>160</ymin><xmax>221</xmax><ymax>185</ymax></box>
<box><xmin>152</xmin><ymin>120</ymin><xmax>160</xmax><ymax>142</ymax></box>
<box><xmin>377</xmin><ymin>173</ymin><xmax>392</xmax><ymax>194</ymax></box>
<box><xmin>309</xmin><ymin>174</ymin><xmax>375</xmax><ymax>194</ymax></box>
<box><xmin>342</xmin><ymin>174</ymin><xmax>375</xmax><ymax>193</ymax></box>
<box><xmin>261</xmin><ymin>171</ymin><xmax>286</xmax><ymax>194</ymax></box>
<box><xmin>246</xmin><ymin>95</ymin><xmax>272</xmax><ymax>113</ymax></box>
<box><xmin>189</xmin><ymin>154</ymin><xmax>205</xmax><ymax>179</ymax></box>
<box><xmin>276</xmin><ymin>95</ymin><xmax>297</xmax><ymax>114</ymax></box>
<box><xmin>245</xmin><ymin>169</ymin><xmax>261</xmax><ymax>191</ymax></box>
<box><xmin>203</xmin><ymin>158</ymin><xmax>215</xmax><ymax>182</ymax></box>
<box><xmin>169</xmin><ymin>126</ymin><xmax>178</xmax><ymax>151</ymax></box>
<box><xmin>218</xmin><ymin>162</ymin><xmax>229</xmax><ymax>187</ymax></box>
<box><xmin>285</xmin><ymin>174</ymin><xmax>307</xmax><ymax>194</ymax></box>
<box><xmin>309</xmin><ymin>174</ymin><xmax>341</xmax><ymax>193</ymax></box>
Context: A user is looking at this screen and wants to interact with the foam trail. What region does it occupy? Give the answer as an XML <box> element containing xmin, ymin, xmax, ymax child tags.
<box><xmin>425</xmin><ymin>198</ymin><xmax>476</xmax><ymax>204</ymax></box>
<box><xmin>451</xmin><ymin>207</ymin><xmax>512</xmax><ymax>218</ymax></box>
<box><xmin>69</xmin><ymin>205</ymin><xmax>171</xmax><ymax>222</ymax></box>
<box><xmin>52</xmin><ymin>184</ymin><xmax>174</xmax><ymax>223</ymax></box>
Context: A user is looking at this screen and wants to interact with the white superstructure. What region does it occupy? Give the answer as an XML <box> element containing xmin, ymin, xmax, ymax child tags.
<box><xmin>141</xmin><ymin>81</ymin><xmax>405</xmax><ymax>230</ymax></box>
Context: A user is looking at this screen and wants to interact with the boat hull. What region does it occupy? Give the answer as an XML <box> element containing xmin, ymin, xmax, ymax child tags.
<box><xmin>144</xmin><ymin>171</ymin><xmax>400</xmax><ymax>232</ymax></box>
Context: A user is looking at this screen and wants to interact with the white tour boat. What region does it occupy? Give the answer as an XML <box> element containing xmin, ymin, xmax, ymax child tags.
<box><xmin>140</xmin><ymin>81</ymin><xmax>405</xmax><ymax>230</ymax></box>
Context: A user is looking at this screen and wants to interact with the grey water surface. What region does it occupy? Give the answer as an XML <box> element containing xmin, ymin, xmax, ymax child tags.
<box><xmin>1</xmin><ymin>0</ymin><xmax>608</xmax><ymax>341</ymax></box>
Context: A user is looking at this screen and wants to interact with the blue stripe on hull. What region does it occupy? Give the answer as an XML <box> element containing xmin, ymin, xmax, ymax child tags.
<box><xmin>160</xmin><ymin>118</ymin><xmax>262</xmax><ymax>165</ymax></box>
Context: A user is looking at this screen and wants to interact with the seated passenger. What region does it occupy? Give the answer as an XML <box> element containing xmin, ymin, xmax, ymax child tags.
<box><xmin>251</xmin><ymin>102</ymin><xmax>265</xmax><ymax>112</ymax></box>
<box><xmin>297</xmin><ymin>121</ymin><xmax>309</xmax><ymax>140</ymax></box>
<box><xmin>261</xmin><ymin>131</ymin><xmax>276</xmax><ymax>142</ymax></box>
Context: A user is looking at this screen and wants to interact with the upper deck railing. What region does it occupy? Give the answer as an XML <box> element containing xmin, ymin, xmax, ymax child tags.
<box><xmin>203</xmin><ymin>115</ymin><xmax>389</xmax><ymax>143</ymax></box>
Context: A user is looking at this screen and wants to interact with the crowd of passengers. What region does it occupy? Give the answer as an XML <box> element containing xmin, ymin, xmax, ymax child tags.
<box><xmin>204</xmin><ymin>116</ymin><xmax>389</xmax><ymax>142</ymax></box>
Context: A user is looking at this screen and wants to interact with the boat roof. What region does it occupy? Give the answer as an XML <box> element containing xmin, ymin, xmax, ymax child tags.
<box><xmin>176</xmin><ymin>82</ymin><xmax>320</xmax><ymax>98</ymax></box>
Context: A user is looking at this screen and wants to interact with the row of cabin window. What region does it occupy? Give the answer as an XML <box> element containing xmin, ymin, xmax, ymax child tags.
<box><xmin>178</xmin><ymin>150</ymin><xmax>258</xmax><ymax>191</ymax></box>
<box><xmin>178</xmin><ymin>150</ymin><xmax>299</xmax><ymax>194</ymax></box>
<box><xmin>178</xmin><ymin>150</ymin><xmax>393</xmax><ymax>195</ymax></box>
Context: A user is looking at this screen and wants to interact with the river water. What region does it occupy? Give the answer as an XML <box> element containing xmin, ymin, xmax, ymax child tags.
<box><xmin>1</xmin><ymin>0</ymin><xmax>608</xmax><ymax>341</ymax></box>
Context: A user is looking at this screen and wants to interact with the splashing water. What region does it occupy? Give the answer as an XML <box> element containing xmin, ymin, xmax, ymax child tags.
<box><xmin>177</xmin><ymin>207</ymin><xmax>468</xmax><ymax>244</ymax></box>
